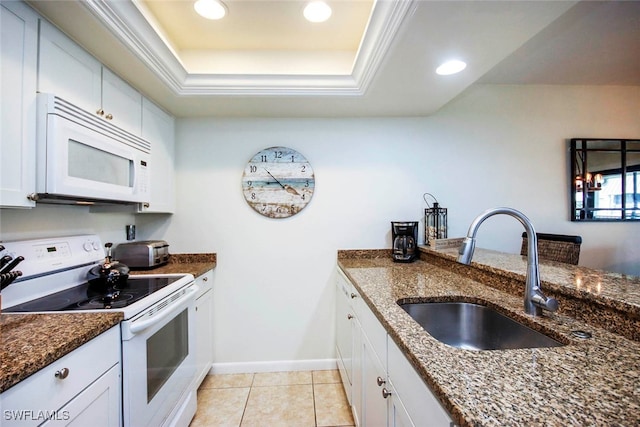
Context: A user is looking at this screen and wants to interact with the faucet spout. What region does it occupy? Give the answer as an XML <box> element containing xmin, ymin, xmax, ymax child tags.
<box><xmin>457</xmin><ymin>207</ymin><xmax>558</xmax><ymax>316</ymax></box>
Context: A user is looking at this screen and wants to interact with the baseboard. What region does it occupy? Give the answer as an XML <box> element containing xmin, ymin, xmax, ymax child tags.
<box><xmin>209</xmin><ymin>358</ymin><xmax>338</xmax><ymax>375</ymax></box>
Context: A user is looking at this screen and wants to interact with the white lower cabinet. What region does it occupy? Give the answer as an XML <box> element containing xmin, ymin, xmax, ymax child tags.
<box><xmin>387</xmin><ymin>338</ymin><xmax>452</xmax><ymax>427</ymax></box>
<box><xmin>1</xmin><ymin>326</ymin><xmax>121</xmax><ymax>427</ymax></box>
<box><xmin>194</xmin><ymin>269</ymin><xmax>214</xmax><ymax>388</ymax></box>
<box><xmin>336</xmin><ymin>269</ymin><xmax>355</xmax><ymax>403</ymax></box>
<box><xmin>361</xmin><ymin>331</ymin><xmax>388</xmax><ymax>427</ymax></box>
<box><xmin>336</xmin><ymin>267</ymin><xmax>452</xmax><ymax>427</ymax></box>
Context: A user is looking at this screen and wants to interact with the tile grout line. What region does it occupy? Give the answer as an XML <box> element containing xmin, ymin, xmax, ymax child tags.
<box><xmin>237</xmin><ymin>373</ymin><xmax>255</xmax><ymax>427</ymax></box>
<box><xmin>312</xmin><ymin>374</ymin><xmax>318</xmax><ymax>427</ymax></box>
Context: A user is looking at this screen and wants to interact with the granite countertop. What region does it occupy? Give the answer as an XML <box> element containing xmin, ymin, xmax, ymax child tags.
<box><xmin>129</xmin><ymin>253</ymin><xmax>217</xmax><ymax>278</ymax></box>
<box><xmin>0</xmin><ymin>252</ymin><xmax>216</xmax><ymax>394</ymax></box>
<box><xmin>337</xmin><ymin>248</ymin><xmax>640</xmax><ymax>426</ymax></box>
<box><xmin>0</xmin><ymin>312</ymin><xmax>123</xmax><ymax>392</ymax></box>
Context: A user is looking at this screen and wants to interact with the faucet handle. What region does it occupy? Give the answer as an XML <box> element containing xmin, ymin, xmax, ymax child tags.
<box><xmin>531</xmin><ymin>292</ymin><xmax>559</xmax><ymax>312</ymax></box>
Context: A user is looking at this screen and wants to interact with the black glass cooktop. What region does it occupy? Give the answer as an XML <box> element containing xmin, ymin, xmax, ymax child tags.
<box><xmin>4</xmin><ymin>276</ymin><xmax>181</xmax><ymax>312</ymax></box>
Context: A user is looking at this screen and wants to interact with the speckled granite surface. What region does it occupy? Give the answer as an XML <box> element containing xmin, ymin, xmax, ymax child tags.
<box><xmin>337</xmin><ymin>248</ymin><xmax>640</xmax><ymax>426</ymax></box>
<box><xmin>129</xmin><ymin>253</ymin><xmax>216</xmax><ymax>278</ymax></box>
<box><xmin>0</xmin><ymin>312</ymin><xmax>122</xmax><ymax>392</ymax></box>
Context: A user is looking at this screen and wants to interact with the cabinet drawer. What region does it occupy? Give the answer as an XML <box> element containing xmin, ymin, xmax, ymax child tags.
<box><xmin>195</xmin><ymin>269</ymin><xmax>213</xmax><ymax>299</ymax></box>
<box><xmin>2</xmin><ymin>326</ymin><xmax>121</xmax><ymax>426</ymax></box>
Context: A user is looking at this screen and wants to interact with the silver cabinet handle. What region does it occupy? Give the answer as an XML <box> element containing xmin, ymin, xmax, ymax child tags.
<box><xmin>347</xmin><ymin>314</ymin><xmax>354</xmax><ymax>320</ymax></box>
<box><xmin>376</xmin><ymin>376</ymin><xmax>385</xmax><ymax>386</ymax></box>
<box><xmin>105</xmin><ymin>113</ymin><xmax>113</xmax><ymax>120</ymax></box>
<box><xmin>55</xmin><ymin>368</ymin><xmax>70</xmax><ymax>379</ymax></box>
<box><xmin>382</xmin><ymin>388</ymin><xmax>392</xmax><ymax>399</ymax></box>
<box><xmin>96</xmin><ymin>108</ymin><xmax>104</xmax><ymax>116</ymax></box>
<box><xmin>203</xmin><ymin>277</ymin><xmax>208</xmax><ymax>282</ymax></box>
<box><xmin>350</xmin><ymin>293</ymin><xmax>357</xmax><ymax>299</ymax></box>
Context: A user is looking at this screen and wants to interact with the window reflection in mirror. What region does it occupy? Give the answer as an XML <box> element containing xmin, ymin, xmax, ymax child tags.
<box><xmin>571</xmin><ymin>139</ymin><xmax>640</xmax><ymax>221</ymax></box>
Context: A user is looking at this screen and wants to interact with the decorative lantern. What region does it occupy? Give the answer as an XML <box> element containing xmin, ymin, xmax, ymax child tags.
<box><xmin>423</xmin><ymin>193</ymin><xmax>447</xmax><ymax>245</ymax></box>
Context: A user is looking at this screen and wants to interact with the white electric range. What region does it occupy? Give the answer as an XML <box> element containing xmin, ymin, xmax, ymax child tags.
<box><xmin>1</xmin><ymin>234</ymin><xmax>198</xmax><ymax>427</ymax></box>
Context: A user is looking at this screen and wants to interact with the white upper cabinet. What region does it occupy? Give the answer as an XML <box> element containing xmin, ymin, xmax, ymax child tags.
<box><xmin>101</xmin><ymin>67</ymin><xmax>142</xmax><ymax>136</ymax></box>
<box><xmin>38</xmin><ymin>18</ymin><xmax>101</xmax><ymax>114</ymax></box>
<box><xmin>0</xmin><ymin>1</ymin><xmax>38</xmax><ymax>208</ymax></box>
<box><xmin>139</xmin><ymin>97</ymin><xmax>175</xmax><ymax>213</ymax></box>
<box><xmin>38</xmin><ymin>19</ymin><xmax>142</xmax><ymax>136</ymax></box>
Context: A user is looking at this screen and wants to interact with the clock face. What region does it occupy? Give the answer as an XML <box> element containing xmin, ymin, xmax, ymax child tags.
<box><xmin>242</xmin><ymin>146</ymin><xmax>315</xmax><ymax>218</ymax></box>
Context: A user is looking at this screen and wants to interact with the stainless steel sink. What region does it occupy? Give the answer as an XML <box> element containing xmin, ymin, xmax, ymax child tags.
<box><xmin>399</xmin><ymin>301</ymin><xmax>564</xmax><ymax>350</ymax></box>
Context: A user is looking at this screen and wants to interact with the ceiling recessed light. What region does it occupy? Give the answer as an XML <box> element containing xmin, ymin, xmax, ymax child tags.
<box><xmin>304</xmin><ymin>1</ymin><xmax>332</xmax><ymax>23</ymax></box>
<box><xmin>436</xmin><ymin>60</ymin><xmax>467</xmax><ymax>76</ymax></box>
<box><xmin>194</xmin><ymin>0</ymin><xmax>227</xmax><ymax>20</ymax></box>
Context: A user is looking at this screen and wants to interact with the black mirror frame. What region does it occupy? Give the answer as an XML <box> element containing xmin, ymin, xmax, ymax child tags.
<box><xmin>570</xmin><ymin>138</ymin><xmax>640</xmax><ymax>222</ymax></box>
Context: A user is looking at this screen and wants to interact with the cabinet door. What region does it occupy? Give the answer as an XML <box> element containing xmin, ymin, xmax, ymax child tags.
<box><xmin>41</xmin><ymin>364</ymin><xmax>121</xmax><ymax>427</ymax></box>
<box><xmin>139</xmin><ymin>97</ymin><xmax>175</xmax><ymax>213</ymax></box>
<box><xmin>194</xmin><ymin>271</ymin><xmax>214</xmax><ymax>387</ymax></box>
<box><xmin>38</xmin><ymin>19</ymin><xmax>102</xmax><ymax>114</ymax></box>
<box><xmin>388</xmin><ymin>380</ymin><xmax>414</xmax><ymax>427</ymax></box>
<box><xmin>0</xmin><ymin>1</ymin><xmax>37</xmax><ymax>207</ymax></box>
<box><xmin>336</xmin><ymin>271</ymin><xmax>354</xmax><ymax>396</ymax></box>
<box><xmin>388</xmin><ymin>339</ymin><xmax>452</xmax><ymax>426</ymax></box>
<box><xmin>101</xmin><ymin>68</ymin><xmax>142</xmax><ymax>136</ymax></box>
<box><xmin>361</xmin><ymin>331</ymin><xmax>388</xmax><ymax>427</ymax></box>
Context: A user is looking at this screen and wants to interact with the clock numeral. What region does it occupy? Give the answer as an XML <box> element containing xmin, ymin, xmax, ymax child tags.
<box><xmin>250</xmin><ymin>165</ymin><xmax>257</xmax><ymax>173</ymax></box>
<box><xmin>301</xmin><ymin>193</ymin><xmax>306</xmax><ymax>200</ymax></box>
<box><xmin>301</xmin><ymin>165</ymin><xmax>306</xmax><ymax>173</ymax></box>
<box><xmin>274</xmin><ymin>151</ymin><xmax>283</xmax><ymax>159</ymax></box>
<box><xmin>251</xmin><ymin>192</ymin><xmax>256</xmax><ymax>200</ymax></box>
<box><xmin>291</xmin><ymin>205</ymin><xmax>295</xmax><ymax>212</ymax></box>
<box><xmin>305</xmin><ymin>180</ymin><xmax>309</xmax><ymax>188</ymax></box>
<box><xmin>291</xmin><ymin>155</ymin><xmax>295</xmax><ymax>162</ymax></box>
<box><xmin>260</xmin><ymin>155</ymin><xmax>267</xmax><ymax>162</ymax></box>
<box><xmin>247</xmin><ymin>180</ymin><xmax>253</xmax><ymax>187</ymax></box>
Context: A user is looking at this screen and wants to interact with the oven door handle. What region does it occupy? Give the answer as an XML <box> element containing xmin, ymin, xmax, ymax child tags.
<box><xmin>129</xmin><ymin>284</ymin><xmax>199</xmax><ymax>335</ymax></box>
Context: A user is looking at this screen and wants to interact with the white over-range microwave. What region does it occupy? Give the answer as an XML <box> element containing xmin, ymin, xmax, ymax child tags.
<box><xmin>30</xmin><ymin>93</ymin><xmax>150</xmax><ymax>205</ymax></box>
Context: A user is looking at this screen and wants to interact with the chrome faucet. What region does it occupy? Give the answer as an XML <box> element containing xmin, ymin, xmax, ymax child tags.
<box><xmin>457</xmin><ymin>207</ymin><xmax>559</xmax><ymax>316</ymax></box>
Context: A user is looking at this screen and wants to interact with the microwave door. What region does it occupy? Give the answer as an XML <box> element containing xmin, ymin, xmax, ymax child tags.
<box><xmin>43</xmin><ymin>114</ymin><xmax>149</xmax><ymax>202</ymax></box>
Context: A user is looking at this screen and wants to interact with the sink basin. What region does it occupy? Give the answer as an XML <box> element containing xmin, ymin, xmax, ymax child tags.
<box><xmin>399</xmin><ymin>301</ymin><xmax>564</xmax><ymax>350</ymax></box>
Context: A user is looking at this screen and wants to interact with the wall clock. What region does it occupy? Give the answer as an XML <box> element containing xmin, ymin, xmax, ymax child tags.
<box><xmin>242</xmin><ymin>146</ymin><xmax>315</xmax><ymax>218</ymax></box>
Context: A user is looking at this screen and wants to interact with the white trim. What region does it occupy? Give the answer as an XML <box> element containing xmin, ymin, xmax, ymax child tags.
<box><xmin>79</xmin><ymin>0</ymin><xmax>416</xmax><ymax>96</ymax></box>
<box><xmin>209</xmin><ymin>359</ymin><xmax>338</xmax><ymax>375</ymax></box>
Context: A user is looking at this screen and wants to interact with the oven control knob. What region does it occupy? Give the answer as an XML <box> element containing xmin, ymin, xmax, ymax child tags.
<box><xmin>83</xmin><ymin>241</ymin><xmax>93</xmax><ymax>252</ymax></box>
<box><xmin>92</xmin><ymin>241</ymin><xmax>100</xmax><ymax>251</ymax></box>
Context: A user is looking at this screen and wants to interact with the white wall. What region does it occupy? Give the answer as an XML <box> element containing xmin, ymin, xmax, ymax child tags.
<box><xmin>0</xmin><ymin>204</ymin><xmax>136</xmax><ymax>245</ymax></box>
<box><xmin>167</xmin><ymin>84</ymin><xmax>639</xmax><ymax>369</ymax></box>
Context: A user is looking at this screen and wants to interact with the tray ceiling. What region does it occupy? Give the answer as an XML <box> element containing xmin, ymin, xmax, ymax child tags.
<box><xmin>26</xmin><ymin>0</ymin><xmax>640</xmax><ymax>117</ymax></box>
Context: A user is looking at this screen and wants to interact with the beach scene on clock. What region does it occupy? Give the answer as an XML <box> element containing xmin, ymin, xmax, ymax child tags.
<box><xmin>242</xmin><ymin>146</ymin><xmax>315</xmax><ymax>218</ymax></box>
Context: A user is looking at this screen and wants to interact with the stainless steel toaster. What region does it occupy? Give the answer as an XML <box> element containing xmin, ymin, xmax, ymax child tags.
<box><xmin>115</xmin><ymin>240</ymin><xmax>169</xmax><ymax>268</ymax></box>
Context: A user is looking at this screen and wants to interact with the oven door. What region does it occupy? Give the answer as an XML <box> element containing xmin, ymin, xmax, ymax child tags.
<box><xmin>121</xmin><ymin>283</ymin><xmax>198</xmax><ymax>427</ymax></box>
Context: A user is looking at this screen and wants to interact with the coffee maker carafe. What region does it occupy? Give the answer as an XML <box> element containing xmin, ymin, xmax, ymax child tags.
<box><xmin>391</xmin><ymin>221</ymin><xmax>418</xmax><ymax>263</ymax></box>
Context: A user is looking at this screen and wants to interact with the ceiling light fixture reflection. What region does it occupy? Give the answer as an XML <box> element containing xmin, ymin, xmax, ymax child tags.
<box><xmin>194</xmin><ymin>0</ymin><xmax>227</xmax><ymax>20</ymax></box>
<box><xmin>436</xmin><ymin>60</ymin><xmax>467</xmax><ymax>75</ymax></box>
<box><xmin>304</xmin><ymin>1</ymin><xmax>332</xmax><ymax>23</ymax></box>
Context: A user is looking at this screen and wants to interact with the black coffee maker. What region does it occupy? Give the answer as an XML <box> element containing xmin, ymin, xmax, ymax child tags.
<box><xmin>391</xmin><ymin>221</ymin><xmax>418</xmax><ymax>263</ymax></box>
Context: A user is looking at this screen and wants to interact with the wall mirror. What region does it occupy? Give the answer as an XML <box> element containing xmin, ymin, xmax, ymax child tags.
<box><xmin>570</xmin><ymin>138</ymin><xmax>640</xmax><ymax>221</ymax></box>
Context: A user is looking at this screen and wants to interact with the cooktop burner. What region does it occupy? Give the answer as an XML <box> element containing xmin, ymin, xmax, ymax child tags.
<box><xmin>4</xmin><ymin>276</ymin><xmax>181</xmax><ymax>312</ymax></box>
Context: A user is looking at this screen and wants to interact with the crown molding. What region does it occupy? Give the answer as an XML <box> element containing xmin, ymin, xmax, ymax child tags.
<box><xmin>81</xmin><ymin>0</ymin><xmax>415</xmax><ymax>96</ymax></box>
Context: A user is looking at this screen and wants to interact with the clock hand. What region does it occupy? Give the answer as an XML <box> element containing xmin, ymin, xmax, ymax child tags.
<box><xmin>264</xmin><ymin>168</ymin><xmax>286</xmax><ymax>189</ymax></box>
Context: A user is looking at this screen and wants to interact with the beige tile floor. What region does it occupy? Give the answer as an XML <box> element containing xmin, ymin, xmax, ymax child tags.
<box><xmin>190</xmin><ymin>370</ymin><xmax>354</xmax><ymax>427</ymax></box>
